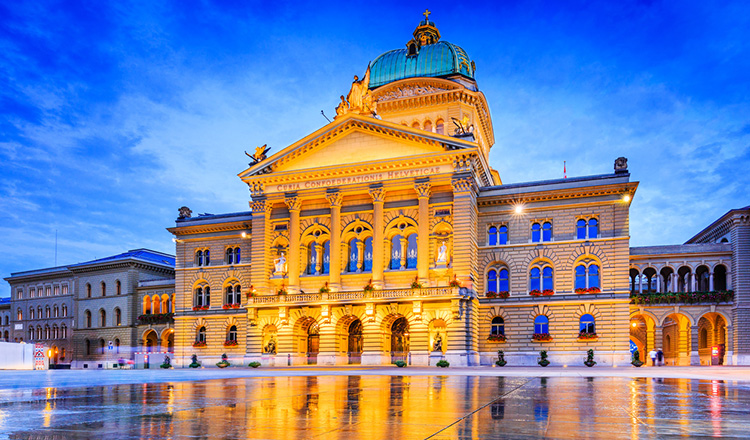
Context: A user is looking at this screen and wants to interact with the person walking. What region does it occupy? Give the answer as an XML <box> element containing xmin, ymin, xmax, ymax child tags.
<box><xmin>656</xmin><ymin>349</ymin><xmax>664</xmax><ymax>366</ymax></box>
<box><xmin>648</xmin><ymin>349</ymin><xmax>657</xmax><ymax>367</ymax></box>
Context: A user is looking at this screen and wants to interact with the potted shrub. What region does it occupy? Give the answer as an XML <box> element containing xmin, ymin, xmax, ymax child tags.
<box><xmin>538</xmin><ymin>350</ymin><xmax>550</xmax><ymax>367</ymax></box>
<box><xmin>277</xmin><ymin>285</ymin><xmax>287</xmax><ymax>295</ymax></box>
<box><xmin>631</xmin><ymin>349</ymin><xmax>644</xmax><ymax>367</ymax></box>
<box><xmin>216</xmin><ymin>353</ymin><xmax>230</xmax><ymax>368</ymax></box>
<box><xmin>246</xmin><ymin>285</ymin><xmax>255</xmax><ymax>299</ymax></box>
<box><xmin>411</xmin><ymin>276</ymin><xmax>423</xmax><ymax>290</ymax></box>
<box><xmin>436</xmin><ymin>359</ymin><xmax>450</xmax><ymax>368</ymax></box>
<box><xmin>583</xmin><ymin>349</ymin><xmax>597</xmax><ymax>367</ymax></box>
<box><xmin>248</xmin><ymin>361</ymin><xmax>261</xmax><ymax>368</ymax></box>
<box><xmin>449</xmin><ymin>276</ymin><xmax>461</xmax><ymax>288</ymax></box>
<box><xmin>188</xmin><ymin>354</ymin><xmax>201</xmax><ymax>368</ymax></box>
<box><xmin>394</xmin><ymin>360</ymin><xmax>407</xmax><ymax>368</ymax></box>
<box><xmin>495</xmin><ymin>350</ymin><xmax>507</xmax><ymax>367</ymax></box>
<box><xmin>319</xmin><ymin>282</ymin><xmax>330</xmax><ymax>294</ymax></box>
<box><xmin>159</xmin><ymin>355</ymin><xmax>172</xmax><ymax>369</ymax></box>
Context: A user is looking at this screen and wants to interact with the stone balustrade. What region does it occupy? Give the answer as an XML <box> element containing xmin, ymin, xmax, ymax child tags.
<box><xmin>247</xmin><ymin>287</ymin><xmax>461</xmax><ymax>306</ymax></box>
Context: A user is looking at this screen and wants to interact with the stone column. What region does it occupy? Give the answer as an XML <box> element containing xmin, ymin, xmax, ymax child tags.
<box><xmin>326</xmin><ymin>191</ymin><xmax>343</xmax><ymax>291</ymax></box>
<box><xmin>678</xmin><ymin>326</ymin><xmax>690</xmax><ymax>366</ymax></box>
<box><xmin>709</xmin><ymin>272</ymin><xmax>714</xmax><ymax>291</ymax></box>
<box><xmin>250</xmin><ymin>198</ymin><xmax>273</xmax><ymax>294</ymax></box>
<box><xmin>638</xmin><ymin>274</ymin><xmax>643</xmax><ymax>293</ymax></box>
<box><xmin>415</xmin><ymin>179</ymin><xmax>431</xmax><ymax>285</ymax></box>
<box><xmin>369</xmin><ymin>186</ymin><xmax>386</xmax><ymax>289</ymax></box>
<box><xmin>285</xmin><ymin>195</ymin><xmax>301</xmax><ymax>294</ymax></box>
<box><xmin>317</xmin><ymin>320</ymin><xmax>341</xmax><ymax>366</ymax></box>
<box><xmin>690</xmin><ymin>325</ymin><xmax>700</xmax><ymax>365</ymax></box>
<box><xmin>361</xmin><ymin>310</ymin><xmax>388</xmax><ymax>365</ymax></box>
<box><xmin>656</xmin><ymin>274</ymin><xmax>662</xmax><ymax>293</ymax></box>
<box><xmin>691</xmin><ymin>273</ymin><xmax>697</xmax><ymax>293</ymax></box>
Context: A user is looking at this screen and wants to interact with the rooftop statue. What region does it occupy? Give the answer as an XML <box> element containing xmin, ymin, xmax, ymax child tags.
<box><xmin>245</xmin><ymin>144</ymin><xmax>271</xmax><ymax>165</ymax></box>
<box><xmin>335</xmin><ymin>64</ymin><xmax>376</xmax><ymax>118</ymax></box>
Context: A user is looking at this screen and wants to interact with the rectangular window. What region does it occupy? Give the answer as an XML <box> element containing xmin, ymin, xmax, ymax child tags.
<box><xmin>45</xmin><ymin>287</ymin><xmax>51</xmax><ymax>297</ymax></box>
<box><xmin>62</xmin><ymin>285</ymin><xmax>68</xmax><ymax>295</ymax></box>
<box><xmin>54</xmin><ymin>286</ymin><xmax>60</xmax><ymax>296</ymax></box>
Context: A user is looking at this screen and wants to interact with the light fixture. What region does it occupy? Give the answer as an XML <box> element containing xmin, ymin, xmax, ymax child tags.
<box><xmin>241</xmin><ymin>232</ymin><xmax>247</xmax><ymax>238</ymax></box>
<box><xmin>623</xmin><ymin>194</ymin><xmax>631</xmax><ymax>203</ymax></box>
<box><xmin>631</xmin><ymin>322</ymin><xmax>637</xmax><ymax>328</ymax></box>
<box><xmin>514</xmin><ymin>204</ymin><xmax>523</xmax><ymax>214</ymax></box>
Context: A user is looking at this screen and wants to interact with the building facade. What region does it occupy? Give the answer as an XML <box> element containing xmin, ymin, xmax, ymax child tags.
<box><xmin>3</xmin><ymin>249</ymin><xmax>174</xmax><ymax>367</ymax></box>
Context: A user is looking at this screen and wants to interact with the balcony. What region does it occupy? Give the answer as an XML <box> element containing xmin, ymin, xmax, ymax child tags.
<box><xmin>137</xmin><ymin>313</ymin><xmax>175</xmax><ymax>325</ymax></box>
<box><xmin>630</xmin><ymin>291</ymin><xmax>733</xmax><ymax>305</ymax></box>
<box><xmin>247</xmin><ymin>287</ymin><xmax>462</xmax><ymax>307</ymax></box>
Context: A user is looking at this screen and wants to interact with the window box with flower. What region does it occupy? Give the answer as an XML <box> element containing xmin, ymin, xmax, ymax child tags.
<box><xmin>529</xmin><ymin>289</ymin><xmax>542</xmax><ymax>297</ymax></box>
<box><xmin>487</xmin><ymin>334</ymin><xmax>506</xmax><ymax>342</ymax></box>
<box><xmin>542</xmin><ymin>289</ymin><xmax>554</xmax><ymax>296</ymax></box>
<box><xmin>578</xmin><ymin>331</ymin><xmax>598</xmax><ymax>341</ymax></box>
<box><xmin>486</xmin><ymin>291</ymin><xmax>510</xmax><ymax>299</ymax></box>
<box><xmin>223</xmin><ymin>340</ymin><xmax>238</xmax><ymax>347</ymax></box>
<box><xmin>192</xmin><ymin>341</ymin><xmax>206</xmax><ymax>348</ymax></box>
<box><xmin>532</xmin><ymin>333</ymin><xmax>553</xmax><ymax>342</ymax></box>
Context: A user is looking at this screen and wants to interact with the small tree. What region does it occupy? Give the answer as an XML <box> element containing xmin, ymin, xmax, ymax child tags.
<box><xmin>216</xmin><ymin>353</ymin><xmax>230</xmax><ymax>368</ymax></box>
<box><xmin>631</xmin><ymin>349</ymin><xmax>644</xmax><ymax>367</ymax></box>
<box><xmin>495</xmin><ymin>350</ymin><xmax>507</xmax><ymax>367</ymax></box>
<box><xmin>538</xmin><ymin>350</ymin><xmax>550</xmax><ymax>367</ymax></box>
<box><xmin>188</xmin><ymin>354</ymin><xmax>201</xmax><ymax>368</ymax></box>
<box><xmin>584</xmin><ymin>349</ymin><xmax>597</xmax><ymax>367</ymax></box>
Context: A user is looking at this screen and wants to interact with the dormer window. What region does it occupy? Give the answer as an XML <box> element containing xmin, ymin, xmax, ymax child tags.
<box><xmin>408</xmin><ymin>42</ymin><xmax>418</xmax><ymax>56</ymax></box>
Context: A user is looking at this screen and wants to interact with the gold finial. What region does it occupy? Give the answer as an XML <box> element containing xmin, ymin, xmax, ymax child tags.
<box><xmin>423</xmin><ymin>9</ymin><xmax>431</xmax><ymax>20</ymax></box>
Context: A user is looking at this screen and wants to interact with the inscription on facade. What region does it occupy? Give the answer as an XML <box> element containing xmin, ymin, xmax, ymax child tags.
<box><xmin>267</xmin><ymin>164</ymin><xmax>451</xmax><ymax>193</ymax></box>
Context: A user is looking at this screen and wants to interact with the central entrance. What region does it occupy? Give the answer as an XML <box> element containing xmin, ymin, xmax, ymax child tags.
<box><xmin>390</xmin><ymin>317</ymin><xmax>410</xmax><ymax>363</ymax></box>
<box><xmin>348</xmin><ymin>319</ymin><xmax>363</xmax><ymax>364</ymax></box>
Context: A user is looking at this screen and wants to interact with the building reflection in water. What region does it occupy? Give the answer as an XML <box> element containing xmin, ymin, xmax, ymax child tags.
<box><xmin>5</xmin><ymin>375</ymin><xmax>750</xmax><ymax>439</ymax></box>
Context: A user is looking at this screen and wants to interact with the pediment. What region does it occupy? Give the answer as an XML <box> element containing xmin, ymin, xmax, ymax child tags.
<box><xmin>240</xmin><ymin>114</ymin><xmax>476</xmax><ymax>178</ymax></box>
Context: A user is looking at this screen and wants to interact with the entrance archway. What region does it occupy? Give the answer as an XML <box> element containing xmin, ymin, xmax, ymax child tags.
<box><xmin>307</xmin><ymin>322</ymin><xmax>320</xmax><ymax>365</ymax></box>
<box><xmin>390</xmin><ymin>317</ymin><xmax>410</xmax><ymax>363</ymax></box>
<box><xmin>347</xmin><ymin>319</ymin><xmax>363</xmax><ymax>364</ymax></box>
<box><xmin>144</xmin><ymin>330</ymin><xmax>158</xmax><ymax>353</ymax></box>
<box><xmin>661</xmin><ymin>313</ymin><xmax>692</xmax><ymax>366</ymax></box>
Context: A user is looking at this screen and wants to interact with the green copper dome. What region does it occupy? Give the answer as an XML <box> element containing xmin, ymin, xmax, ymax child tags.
<box><xmin>368</xmin><ymin>13</ymin><xmax>475</xmax><ymax>89</ymax></box>
<box><xmin>369</xmin><ymin>41</ymin><xmax>475</xmax><ymax>88</ymax></box>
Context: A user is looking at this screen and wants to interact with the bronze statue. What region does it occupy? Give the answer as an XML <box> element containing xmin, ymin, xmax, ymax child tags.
<box><xmin>336</xmin><ymin>64</ymin><xmax>376</xmax><ymax>118</ymax></box>
<box><xmin>245</xmin><ymin>144</ymin><xmax>271</xmax><ymax>165</ymax></box>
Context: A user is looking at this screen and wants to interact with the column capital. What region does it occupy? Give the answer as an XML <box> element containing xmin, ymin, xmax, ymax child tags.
<box><xmin>414</xmin><ymin>180</ymin><xmax>431</xmax><ymax>199</ymax></box>
<box><xmin>451</xmin><ymin>175</ymin><xmax>477</xmax><ymax>195</ymax></box>
<box><xmin>250</xmin><ymin>198</ymin><xmax>272</xmax><ymax>214</ymax></box>
<box><xmin>285</xmin><ymin>194</ymin><xmax>301</xmax><ymax>211</ymax></box>
<box><xmin>368</xmin><ymin>186</ymin><xmax>386</xmax><ymax>203</ymax></box>
<box><xmin>326</xmin><ymin>190</ymin><xmax>343</xmax><ymax>207</ymax></box>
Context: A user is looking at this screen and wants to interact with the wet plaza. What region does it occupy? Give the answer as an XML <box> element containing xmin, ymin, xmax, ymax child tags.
<box><xmin>1</xmin><ymin>371</ymin><xmax>749</xmax><ymax>439</ymax></box>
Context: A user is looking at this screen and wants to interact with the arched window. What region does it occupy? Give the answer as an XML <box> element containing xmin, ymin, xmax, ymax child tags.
<box><xmin>487</xmin><ymin>269</ymin><xmax>497</xmax><ymax>293</ymax></box>
<box><xmin>390</xmin><ymin>235</ymin><xmax>402</xmax><ymax>270</ymax></box>
<box><xmin>588</xmin><ymin>265</ymin><xmax>600</xmax><ymax>289</ymax></box>
<box><xmin>86</xmin><ymin>284</ymin><xmax>91</xmax><ymax>298</ymax></box>
<box><xmin>530</xmin><ymin>267</ymin><xmax>541</xmax><ymax>292</ymax></box>
<box><xmin>542</xmin><ymin>267</ymin><xmax>553</xmax><ymax>291</ymax></box>
<box><xmin>576</xmin><ymin>219</ymin><xmax>587</xmax><ymax>240</ymax></box>
<box><xmin>579</xmin><ymin>314</ymin><xmax>595</xmax><ymax>334</ymax></box>
<box><xmin>436</xmin><ymin>119</ymin><xmax>444</xmax><ymax>135</ymax></box>
<box><xmin>534</xmin><ymin>315</ymin><xmax>549</xmax><ymax>334</ymax></box>
<box><xmin>85</xmin><ymin>310</ymin><xmax>92</xmax><ymax>328</ymax></box>
<box><xmin>99</xmin><ymin>339</ymin><xmax>105</xmax><ymax>354</ymax></box>
<box><xmin>62</xmin><ymin>305</ymin><xmax>67</xmax><ymax>317</ymax></box>
<box><xmin>363</xmin><ymin>237</ymin><xmax>373</xmax><ymax>272</ymax></box>
<box><xmin>412</xmin><ymin>121</ymin><xmax>420</xmax><ymax>129</ymax></box>
<box><xmin>227</xmin><ymin>325</ymin><xmax>237</xmax><ymax>342</ymax></box>
<box><xmin>531</xmin><ymin>223</ymin><xmax>541</xmax><ymax>243</ymax></box>
<box><xmin>498</xmin><ymin>226</ymin><xmax>508</xmax><ymax>245</ymax></box>
<box><xmin>575</xmin><ymin>263</ymin><xmax>600</xmax><ymax>292</ymax></box>
<box><xmin>348</xmin><ymin>238</ymin><xmax>359</xmax><ymax>272</ymax></box>
<box><xmin>99</xmin><ymin>310</ymin><xmax>106</xmax><ymax>327</ymax></box>
<box><xmin>406</xmin><ymin>234</ymin><xmax>418</xmax><ymax>269</ymax></box>
<box><xmin>115</xmin><ymin>308</ymin><xmax>121</xmax><ymax>326</ymax></box>
<box><xmin>498</xmin><ymin>269</ymin><xmax>509</xmax><ymax>292</ymax></box>
<box><xmin>195</xmin><ymin>285</ymin><xmax>210</xmax><ymax>308</ymax></box>
<box><xmin>234</xmin><ymin>247</ymin><xmax>241</xmax><ymax>264</ymax></box>
<box><xmin>542</xmin><ymin>222</ymin><xmax>552</xmax><ymax>242</ymax></box>
<box><xmin>196</xmin><ymin>250</ymin><xmax>204</xmax><ymax>266</ymax></box>
<box><xmin>61</xmin><ymin>324</ymin><xmax>67</xmax><ymax>339</ymax></box>
<box><xmin>588</xmin><ymin>219</ymin><xmax>598</xmax><ymax>239</ymax></box>
<box><xmin>322</xmin><ymin>241</ymin><xmax>330</xmax><ymax>274</ymax></box>
<box><xmin>17</xmin><ymin>308</ymin><xmax>22</xmax><ymax>320</ymax></box>
<box><xmin>234</xmin><ymin>285</ymin><xmax>241</xmax><ymax>305</ymax></box>
<box><xmin>226</xmin><ymin>247</ymin><xmax>234</xmax><ymax>265</ymax></box>
<box><xmin>144</xmin><ymin>296</ymin><xmax>152</xmax><ymax>314</ymax></box>
<box><xmin>116</xmin><ymin>280</ymin><xmax>121</xmax><ymax>295</ymax></box>
<box><xmin>29</xmin><ymin>288</ymin><xmax>35</xmax><ymax>298</ymax></box>
<box><xmin>85</xmin><ymin>339</ymin><xmax>91</xmax><ymax>355</ymax></box>
<box><xmin>115</xmin><ymin>338</ymin><xmax>120</xmax><ymax>354</ymax></box>
<box><xmin>45</xmin><ymin>307</ymin><xmax>50</xmax><ymax>318</ymax></box>
<box><xmin>28</xmin><ymin>326</ymin><xmax>34</xmax><ymax>341</ymax></box>
<box><xmin>197</xmin><ymin>326</ymin><xmax>206</xmax><ymax>343</ymax></box>
<box><xmin>37</xmin><ymin>327</ymin><xmax>42</xmax><ymax>340</ymax></box>
<box><xmin>44</xmin><ymin>326</ymin><xmax>50</xmax><ymax>340</ymax></box>
<box><xmin>488</xmin><ymin>226</ymin><xmax>497</xmax><ymax>246</ymax></box>
<box><xmin>54</xmin><ymin>306</ymin><xmax>59</xmax><ymax>318</ymax></box>
<box><xmin>101</xmin><ymin>282</ymin><xmax>106</xmax><ymax>297</ymax></box>
<box><xmin>307</xmin><ymin>242</ymin><xmax>318</xmax><ymax>274</ymax></box>
<box><xmin>29</xmin><ymin>308</ymin><xmax>34</xmax><ymax>320</ymax></box>
<box><xmin>423</xmin><ymin>120</ymin><xmax>432</xmax><ymax>132</ymax></box>
<box><xmin>491</xmin><ymin>317</ymin><xmax>505</xmax><ymax>336</ymax></box>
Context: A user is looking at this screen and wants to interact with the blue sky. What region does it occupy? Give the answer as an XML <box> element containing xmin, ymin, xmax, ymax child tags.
<box><xmin>1</xmin><ymin>1</ymin><xmax>749</xmax><ymax>297</ymax></box>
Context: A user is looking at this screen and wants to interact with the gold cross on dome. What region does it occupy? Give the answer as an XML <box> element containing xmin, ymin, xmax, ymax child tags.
<box><xmin>423</xmin><ymin>9</ymin><xmax>431</xmax><ymax>20</ymax></box>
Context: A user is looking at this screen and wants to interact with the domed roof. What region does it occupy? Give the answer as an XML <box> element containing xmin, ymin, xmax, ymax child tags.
<box><xmin>368</xmin><ymin>12</ymin><xmax>475</xmax><ymax>89</ymax></box>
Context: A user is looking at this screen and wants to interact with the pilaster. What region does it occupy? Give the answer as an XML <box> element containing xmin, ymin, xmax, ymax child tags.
<box><xmin>451</xmin><ymin>175</ymin><xmax>478</xmax><ymax>291</ymax></box>
<box><xmin>250</xmin><ymin>198</ymin><xmax>273</xmax><ymax>294</ymax></box>
<box><xmin>327</xmin><ymin>190</ymin><xmax>343</xmax><ymax>291</ymax></box>
<box><xmin>369</xmin><ymin>186</ymin><xmax>386</xmax><ymax>289</ymax></box>
<box><xmin>415</xmin><ymin>179</ymin><xmax>431</xmax><ymax>285</ymax></box>
<box><xmin>285</xmin><ymin>195</ymin><xmax>302</xmax><ymax>294</ymax></box>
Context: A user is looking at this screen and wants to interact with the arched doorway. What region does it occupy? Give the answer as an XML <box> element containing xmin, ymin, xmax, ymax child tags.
<box><xmin>661</xmin><ymin>313</ymin><xmax>692</xmax><ymax>365</ymax></box>
<box><xmin>390</xmin><ymin>317</ymin><xmax>409</xmax><ymax>363</ymax></box>
<box><xmin>348</xmin><ymin>319</ymin><xmax>363</xmax><ymax>364</ymax></box>
<box><xmin>307</xmin><ymin>322</ymin><xmax>320</xmax><ymax>365</ymax></box>
<box><xmin>144</xmin><ymin>330</ymin><xmax>158</xmax><ymax>353</ymax></box>
<box><xmin>51</xmin><ymin>345</ymin><xmax>59</xmax><ymax>364</ymax></box>
<box><xmin>162</xmin><ymin>329</ymin><xmax>174</xmax><ymax>353</ymax></box>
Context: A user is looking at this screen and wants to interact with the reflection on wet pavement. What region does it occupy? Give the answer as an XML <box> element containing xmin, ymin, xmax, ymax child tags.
<box><xmin>2</xmin><ymin>375</ymin><xmax>749</xmax><ymax>439</ymax></box>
